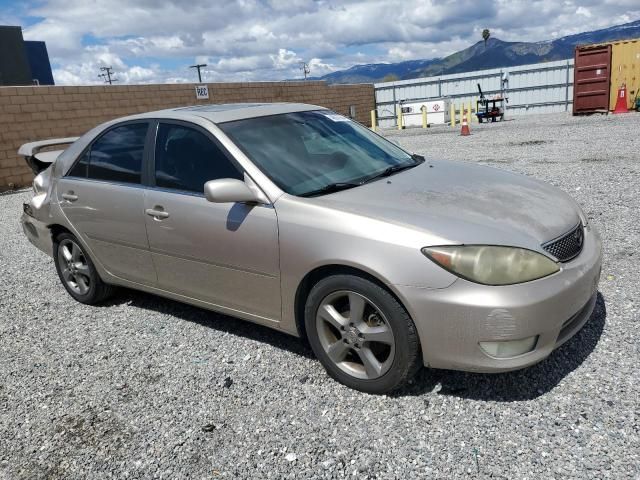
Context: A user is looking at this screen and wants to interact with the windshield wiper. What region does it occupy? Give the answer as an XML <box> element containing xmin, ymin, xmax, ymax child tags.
<box><xmin>299</xmin><ymin>182</ymin><xmax>362</xmax><ymax>198</ymax></box>
<box><xmin>299</xmin><ymin>156</ymin><xmax>426</xmax><ymax>198</ymax></box>
<box><xmin>362</xmin><ymin>156</ymin><xmax>425</xmax><ymax>184</ymax></box>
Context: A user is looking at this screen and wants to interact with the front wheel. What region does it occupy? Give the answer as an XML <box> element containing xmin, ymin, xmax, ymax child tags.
<box><xmin>304</xmin><ymin>275</ymin><xmax>421</xmax><ymax>394</ymax></box>
<box><xmin>53</xmin><ymin>232</ymin><xmax>115</xmax><ymax>304</ymax></box>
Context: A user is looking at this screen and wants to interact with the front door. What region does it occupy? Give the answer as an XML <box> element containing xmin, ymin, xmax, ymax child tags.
<box><xmin>143</xmin><ymin>121</ymin><xmax>281</xmax><ymax>322</ymax></box>
<box><xmin>57</xmin><ymin>121</ymin><xmax>157</xmax><ymax>286</ymax></box>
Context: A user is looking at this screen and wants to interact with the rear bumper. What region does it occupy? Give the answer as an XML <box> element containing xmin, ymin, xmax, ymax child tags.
<box><xmin>396</xmin><ymin>224</ymin><xmax>602</xmax><ymax>372</ymax></box>
<box><xmin>21</xmin><ymin>208</ymin><xmax>53</xmax><ymax>257</ymax></box>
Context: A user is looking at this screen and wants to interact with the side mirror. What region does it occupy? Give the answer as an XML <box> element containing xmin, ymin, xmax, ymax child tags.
<box><xmin>204</xmin><ymin>179</ymin><xmax>260</xmax><ymax>204</ymax></box>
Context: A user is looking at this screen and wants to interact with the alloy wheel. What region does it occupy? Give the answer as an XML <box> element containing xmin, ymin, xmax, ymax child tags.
<box><xmin>316</xmin><ymin>290</ymin><xmax>395</xmax><ymax>380</ymax></box>
<box><xmin>57</xmin><ymin>239</ymin><xmax>91</xmax><ymax>295</ymax></box>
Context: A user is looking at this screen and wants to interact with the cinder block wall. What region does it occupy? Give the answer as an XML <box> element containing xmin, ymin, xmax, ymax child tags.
<box><xmin>0</xmin><ymin>81</ymin><xmax>374</xmax><ymax>188</ymax></box>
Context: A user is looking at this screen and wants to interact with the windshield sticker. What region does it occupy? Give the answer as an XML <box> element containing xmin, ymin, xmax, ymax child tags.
<box><xmin>321</xmin><ymin>112</ymin><xmax>350</xmax><ymax>122</ymax></box>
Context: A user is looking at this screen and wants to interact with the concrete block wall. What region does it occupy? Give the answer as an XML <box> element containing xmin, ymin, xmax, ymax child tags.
<box><xmin>0</xmin><ymin>81</ymin><xmax>374</xmax><ymax>188</ymax></box>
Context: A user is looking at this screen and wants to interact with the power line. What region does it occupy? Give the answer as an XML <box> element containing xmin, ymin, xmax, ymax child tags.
<box><xmin>98</xmin><ymin>66</ymin><xmax>118</xmax><ymax>85</ymax></box>
<box><xmin>190</xmin><ymin>64</ymin><xmax>207</xmax><ymax>83</ymax></box>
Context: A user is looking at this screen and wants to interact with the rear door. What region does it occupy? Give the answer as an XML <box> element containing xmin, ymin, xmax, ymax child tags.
<box><xmin>57</xmin><ymin>121</ymin><xmax>157</xmax><ymax>285</ymax></box>
<box><xmin>143</xmin><ymin>120</ymin><xmax>281</xmax><ymax>322</ymax></box>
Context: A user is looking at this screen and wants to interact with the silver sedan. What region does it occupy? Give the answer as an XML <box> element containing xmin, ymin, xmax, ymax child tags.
<box><xmin>20</xmin><ymin>103</ymin><xmax>602</xmax><ymax>394</ymax></box>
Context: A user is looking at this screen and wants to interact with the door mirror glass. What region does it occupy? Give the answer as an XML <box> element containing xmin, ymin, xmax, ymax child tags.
<box><xmin>204</xmin><ymin>179</ymin><xmax>260</xmax><ymax>204</ymax></box>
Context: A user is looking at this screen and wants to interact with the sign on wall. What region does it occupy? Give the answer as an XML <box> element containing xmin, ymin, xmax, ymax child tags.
<box><xmin>195</xmin><ymin>85</ymin><xmax>209</xmax><ymax>100</ymax></box>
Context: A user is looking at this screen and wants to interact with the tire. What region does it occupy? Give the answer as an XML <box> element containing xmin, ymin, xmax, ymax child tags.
<box><xmin>53</xmin><ymin>232</ymin><xmax>115</xmax><ymax>304</ymax></box>
<box><xmin>304</xmin><ymin>274</ymin><xmax>421</xmax><ymax>394</ymax></box>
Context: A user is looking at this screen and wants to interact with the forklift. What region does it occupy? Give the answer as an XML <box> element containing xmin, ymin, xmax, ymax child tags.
<box><xmin>475</xmin><ymin>83</ymin><xmax>506</xmax><ymax>122</ymax></box>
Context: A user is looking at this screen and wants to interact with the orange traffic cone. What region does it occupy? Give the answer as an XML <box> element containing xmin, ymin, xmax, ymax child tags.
<box><xmin>460</xmin><ymin>109</ymin><xmax>471</xmax><ymax>136</ymax></box>
<box><xmin>613</xmin><ymin>83</ymin><xmax>629</xmax><ymax>114</ymax></box>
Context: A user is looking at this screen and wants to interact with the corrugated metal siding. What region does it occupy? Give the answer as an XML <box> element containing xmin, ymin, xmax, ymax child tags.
<box><xmin>609</xmin><ymin>38</ymin><xmax>640</xmax><ymax>110</ymax></box>
<box><xmin>374</xmin><ymin>60</ymin><xmax>574</xmax><ymax>127</ymax></box>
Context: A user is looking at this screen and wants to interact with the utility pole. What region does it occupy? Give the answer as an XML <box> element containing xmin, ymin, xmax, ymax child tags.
<box><xmin>98</xmin><ymin>66</ymin><xmax>118</xmax><ymax>85</ymax></box>
<box><xmin>190</xmin><ymin>64</ymin><xmax>207</xmax><ymax>83</ymax></box>
<box><xmin>300</xmin><ymin>62</ymin><xmax>310</xmax><ymax>80</ymax></box>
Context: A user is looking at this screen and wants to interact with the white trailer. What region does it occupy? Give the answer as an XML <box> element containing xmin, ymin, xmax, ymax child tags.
<box><xmin>401</xmin><ymin>99</ymin><xmax>451</xmax><ymax>127</ymax></box>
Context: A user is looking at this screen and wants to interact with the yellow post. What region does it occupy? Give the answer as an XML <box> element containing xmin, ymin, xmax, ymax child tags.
<box><xmin>370</xmin><ymin>110</ymin><xmax>377</xmax><ymax>131</ymax></box>
<box><xmin>450</xmin><ymin>102</ymin><xmax>456</xmax><ymax>127</ymax></box>
<box><xmin>421</xmin><ymin>105</ymin><xmax>428</xmax><ymax>129</ymax></box>
<box><xmin>397</xmin><ymin>105</ymin><xmax>403</xmax><ymax>130</ymax></box>
<box><xmin>468</xmin><ymin>100</ymin><xmax>473</xmax><ymax>122</ymax></box>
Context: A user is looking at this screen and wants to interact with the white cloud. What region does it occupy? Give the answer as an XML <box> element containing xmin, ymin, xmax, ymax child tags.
<box><xmin>270</xmin><ymin>49</ymin><xmax>301</xmax><ymax>70</ymax></box>
<box><xmin>124</xmin><ymin>66</ymin><xmax>157</xmax><ymax>83</ymax></box>
<box><xmin>23</xmin><ymin>19</ymin><xmax>82</xmax><ymax>55</ymax></box>
<box><xmin>308</xmin><ymin>58</ymin><xmax>337</xmax><ymax>76</ymax></box>
<box><xmin>15</xmin><ymin>0</ymin><xmax>640</xmax><ymax>85</ymax></box>
<box><xmin>576</xmin><ymin>7</ymin><xmax>593</xmax><ymax>17</ymax></box>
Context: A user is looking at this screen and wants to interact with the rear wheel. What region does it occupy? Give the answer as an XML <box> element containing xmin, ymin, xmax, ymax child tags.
<box><xmin>53</xmin><ymin>232</ymin><xmax>115</xmax><ymax>304</ymax></box>
<box><xmin>305</xmin><ymin>274</ymin><xmax>421</xmax><ymax>394</ymax></box>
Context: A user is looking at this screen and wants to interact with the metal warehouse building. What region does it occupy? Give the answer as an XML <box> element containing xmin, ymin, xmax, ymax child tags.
<box><xmin>0</xmin><ymin>25</ymin><xmax>54</xmax><ymax>86</ymax></box>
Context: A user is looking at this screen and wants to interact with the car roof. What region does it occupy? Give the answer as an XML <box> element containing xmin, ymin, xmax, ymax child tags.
<box><xmin>121</xmin><ymin>102</ymin><xmax>328</xmax><ymax>124</ymax></box>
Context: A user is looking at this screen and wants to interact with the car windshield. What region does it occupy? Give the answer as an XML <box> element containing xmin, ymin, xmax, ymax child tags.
<box><xmin>219</xmin><ymin>110</ymin><xmax>417</xmax><ymax>197</ymax></box>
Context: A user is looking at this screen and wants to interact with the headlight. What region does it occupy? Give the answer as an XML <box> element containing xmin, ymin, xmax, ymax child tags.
<box><xmin>422</xmin><ymin>245</ymin><xmax>559</xmax><ymax>285</ymax></box>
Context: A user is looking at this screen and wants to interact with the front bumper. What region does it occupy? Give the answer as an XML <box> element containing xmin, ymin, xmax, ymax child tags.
<box><xmin>21</xmin><ymin>207</ymin><xmax>53</xmax><ymax>257</ymax></box>
<box><xmin>397</xmin><ymin>224</ymin><xmax>602</xmax><ymax>372</ymax></box>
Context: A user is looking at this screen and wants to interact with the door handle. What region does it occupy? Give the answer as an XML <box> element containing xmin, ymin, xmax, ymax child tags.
<box><xmin>145</xmin><ymin>208</ymin><xmax>170</xmax><ymax>219</ymax></box>
<box><xmin>62</xmin><ymin>192</ymin><xmax>78</xmax><ymax>202</ymax></box>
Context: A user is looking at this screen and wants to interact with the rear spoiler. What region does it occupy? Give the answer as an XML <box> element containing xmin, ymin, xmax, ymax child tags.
<box><xmin>18</xmin><ymin>137</ymin><xmax>79</xmax><ymax>174</ymax></box>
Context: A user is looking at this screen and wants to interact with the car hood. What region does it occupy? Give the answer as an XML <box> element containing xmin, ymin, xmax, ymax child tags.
<box><xmin>307</xmin><ymin>160</ymin><xmax>583</xmax><ymax>249</ymax></box>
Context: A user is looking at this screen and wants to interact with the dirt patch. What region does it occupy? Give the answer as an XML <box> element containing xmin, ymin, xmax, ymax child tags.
<box><xmin>507</xmin><ymin>140</ymin><xmax>548</xmax><ymax>147</ymax></box>
<box><xmin>54</xmin><ymin>406</ymin><xmax>131</xmax><ymax>448</ymax></box>
<box><xmin>491</xmin><ymin>159</ymin><xmax>515</xmax><ymax>164</ymax></box>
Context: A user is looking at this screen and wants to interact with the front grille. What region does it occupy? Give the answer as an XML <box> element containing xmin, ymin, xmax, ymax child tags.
<box><xmin>542</xmin><ymin>223</ymin><xmax>584</xmax><ymax>262</ymax></box>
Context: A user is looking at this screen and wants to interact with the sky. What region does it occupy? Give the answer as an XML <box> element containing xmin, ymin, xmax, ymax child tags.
<box><xmin>1</xmin><ymin>0</ymin><xmax>638</xmax><ymax>85</ymax></box>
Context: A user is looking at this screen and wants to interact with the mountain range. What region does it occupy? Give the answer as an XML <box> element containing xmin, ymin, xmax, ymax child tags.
<box><xmin>317</xmin><ymin>19</ymin><xmax>640</xmax><ymax>84</ymax></box>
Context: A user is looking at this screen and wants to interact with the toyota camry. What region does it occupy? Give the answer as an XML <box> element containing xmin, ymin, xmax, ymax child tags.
<box><xmin>20</xmin><ymin>103</ymin><xmax>602</xmax><ymax>393</ymax></box>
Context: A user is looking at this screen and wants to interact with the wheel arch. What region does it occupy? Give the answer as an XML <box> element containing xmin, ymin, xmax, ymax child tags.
<box><xmin>47</xmin><ymin>223</ymin><xmax>109</xmax><ymax>280</ymax></box>
<box><xmin>293</xmin><ymin>264</ymin><xmax>411</xmax><ymax>343</ymax></box>
<box><xmin>49</xmin><ymin>223</ymin><xmax>73</xmax><ymax>241</ymax></box>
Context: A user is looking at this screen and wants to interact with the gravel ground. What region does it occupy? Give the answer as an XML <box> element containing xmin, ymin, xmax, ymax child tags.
<box><xmin>1</xmin><ymin>112</ymin><xmax>639</xmax><ymax>479</ymax></box>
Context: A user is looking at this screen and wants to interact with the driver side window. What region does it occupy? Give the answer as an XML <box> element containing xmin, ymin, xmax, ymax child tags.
<box><xmin>154</xmin><ymin>123</ymin><xmax>242</xmax><ymax>193</ymax></box>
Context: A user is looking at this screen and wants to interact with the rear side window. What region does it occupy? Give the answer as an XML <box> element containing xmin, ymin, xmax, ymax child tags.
<box><xmin>88</xmin><ymin>123</ymin><xmax>148</xmax><ymax>184</ymax></box>
<box><xmin>68</xmin><ymin>123</ymin><xmax>148</xmax><ymax>184</ymax></box>
<box><xmin>154</xmin><ymin>123</ymin><xmax>242</xmax><ymax>194</ymax></box>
